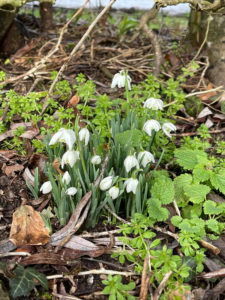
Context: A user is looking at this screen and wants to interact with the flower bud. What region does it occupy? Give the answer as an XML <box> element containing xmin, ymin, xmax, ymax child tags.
<box><xmin>62</xmin><ymin>171</ymin><xmax>71</xmax><ymax>185</ymax></box>
<box><xmin>91</xmin><ymin>155</ymin><xmax>101</xmax><ymax>165</ymax></box>
<box><xmin>40</xmin><ymin>181</ymin><xmax>52</xmax><ymax>194</ymax></box>
<box><xmin>79</xmin><ymin>128</ymin><xmax>90</xmax><ymax>146</ymax></box>
<box><xmin>100</xmin><ymin>176</ymin><xmax>113</xmax><ymax>191</ymax></box>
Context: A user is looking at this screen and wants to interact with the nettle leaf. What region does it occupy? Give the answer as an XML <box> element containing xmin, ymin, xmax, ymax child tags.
<box><xmin>174</xmin><ymin>174</ymin><xmax>192</xmax><ymax>203</ymax></box>
<box><xmin>148</xmin><ymin>198</ymin><xmax>169</xmax><ymax>221</ymax></box>
<box><xmin>9</xmin><ymin>265</ymin><xmax>48</xmax><ymax>298</ymax></box>
<box><xmin>174</xmin><ymin>149</ymin><xmax>208</xmax><ymax>170</ymax></box>
<box><xmin>193</xmin><ymin>164</ymin><xmax>211</xmax><ymax>183</ymax></box>
<box><xmin>115</xmin><ymin>129</ymin><xmax>142</xmax><ymax>147</ymax></box>
<box><xmin>184</xmin><ymin>184</ymin><xmax>210</xmax><ymax>204</ymax></box>
<box><xmin>171</xmin><ymin>215</ymin><xmax>182</xmax><ymax>227</ymax></box>
<box><xmin>210</xmin><ymin>171</ymin><xmax>225</xmax><ymax>195</ymax></box>
<box><xmin>203</xmin><ymin>200</ymin><xmax>224</xmax><ymax>215</ymax></box>
<box><xmin>206</xmin><ymin>219</ymin><xmax>219</xmax><ymax>233</ymax></box>
<box><xmin>151</xmin><ymin>177</ymin><xmax>174</xmax><ymax>204</ymax></box>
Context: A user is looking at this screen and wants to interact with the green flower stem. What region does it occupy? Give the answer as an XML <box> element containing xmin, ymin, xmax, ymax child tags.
<box><xmin>148</xmin><ymin>130</ymin><xmax>156</xmax><ymax>151</ymax></box>
<box><xmin>125</xmin><ymin>71</ymin><xmax>129</xmax><ymax>103</ymax></box>
<box><xmin>154</xmin><ymin>148</ymin><xmax>165</xmax><ymax>170</ymax></box>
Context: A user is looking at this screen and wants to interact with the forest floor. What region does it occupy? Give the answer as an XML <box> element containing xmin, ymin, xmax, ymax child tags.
<box><xmin>0</xmin><ymin>5</ymin><xmax>225</xmax><ymax>300</ymax></box>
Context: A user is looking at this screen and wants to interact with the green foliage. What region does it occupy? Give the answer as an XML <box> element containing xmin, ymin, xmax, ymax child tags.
<box><xmin>9</xmin><ymin>264</ymin><xmax>48</xmax><ymax>298</ymax></box>
<box><xmin>102</xmin><ymin>275</ymin><xmax>136</xmax><ymax>300</ymax></box>
<box><xmin>174</xmin><ymin>149</ymin><xmax>208</xmax><ymax>170</ymax></box>
<box><xmin>115</xmin><ymin>129</ymin><xmax>143</xmax><ymax>147</ymax></box>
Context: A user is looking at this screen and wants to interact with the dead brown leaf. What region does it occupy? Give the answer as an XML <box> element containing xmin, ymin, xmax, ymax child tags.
<box><xmin>9</xmin><ymin>205</ymin><xmax>50</xmax><ymax>247</ymax></box>
<box><xmin>3</xmin><ymin>164</ymin><xmax>24</xmax><ymax>177</ymax></box>
<box><xmin>67</xmin><ymin>94</ymin><xmax>80</xmax><ymax>107</ymax></box>
<box><xmin>199</xmin><ymin>84</ymin><xmax>217</xmax><ymax>101</ymax></box>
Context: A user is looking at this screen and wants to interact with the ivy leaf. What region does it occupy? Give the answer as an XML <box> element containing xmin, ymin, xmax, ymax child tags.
<box><xmin>193</xmin><ymin>164</ymin><xmax>211</xmax><ymax>183</ymax></box>
<box><xmin>210</xmin><ymin>171</ymin><xmax>225</xmax><ymax>195</ymax></box>
<box><xmin>174</xmin><ymin>149</ymin><xmax>208</xmax><ymax>170</ymax></box>
<box><xmin>174</xmin><ymin>174</ymin><xmax>192</xmax><ymax>203</ymax></box>
<box><xmin>151</xmin><ymin>177</ymin><xmax>174</xmax><ymax>204</ymax></box>
<box><xmin>148</xmin><ymin>198</ymin><xmax>169</xmax><ymax>221</ymax></box>
<box><xmin>184</xmin><ymin>184</ymin><xmax>210</xmax><ymax>204</ymax></box>
<box><xmin>115</xmin><ymin>129</ymin><xmax>142</xmax><ymax>147</ymax></box>
<box><xmin>9</xmin><ymin>265</ymin><xmax>48</xmax><ymax>298</ymax></box>
<box><xmin>203</xmin><ymin>200</ymin><xmax>223</xmax><ymax>215</ymax></box>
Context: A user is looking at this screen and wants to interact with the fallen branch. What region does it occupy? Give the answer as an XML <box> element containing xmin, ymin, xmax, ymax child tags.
<box><xmin>154</xmin><ymin>0</ymin><xmax>224</xmax><ymax>11</ymax></box>
<box><xmin>152</xmin><ymin>271</ymin><xmax>173</xmax><ymax>300</ymax></box>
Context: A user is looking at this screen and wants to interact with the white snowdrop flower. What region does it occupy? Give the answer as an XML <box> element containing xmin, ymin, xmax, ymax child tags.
<box><xmin>143</xmin><ymin>120</ymin><xmax>161</xmax><ymax>137</ymax></box>
<box><xmin>124</xmin><ymin>154</ymin><xmax>139</xmax><ymax>173</ymax></box>
<box><xmin>162</xmin><ymin>122</ymin><xmax>176</xmax><ymax>138</ymax></box>
<box><xmin>66</xmin><ymin>187</ymin><xmax>77</xmax><ymax>196</ymax></box>
<box><xmin>108</xmin><ymin>186</ymin><xmax>120</xmax><ymax>200</ymax></box>
<box><xmin>111</xmin><ymin>70</ymin><xmax>132</xmax><ymax>90</ymax></box>
<box><xmin>40</xmin><ymin>181</ymin><xmax>52</xmax><ymax>194</ymax></box>
<box><xmin>124</xmin><ymin>178</ymin><xmax>139</xmax><ymax>194</ymax></box>
<box><xmin>143</xmin><ymin>97</ymin><xmax>164</xmax><ymax>111</ymax></box>
<box><xmin>61</xmin><ymin>150</ymin><xmax>80</xmax><ymax>168</ymax></box>
<box><xmin>100</xmin><ymin>176</ymin><xmax>113</xmax><ymax>191</ymax></box>
<box><xmin>62</xmin><ymin>171</ymin><xmax>71</xmax><ymax>185</ymax></box>
<box><xmin>79</xmin><ymin>128</ymin><xmax>90</xmax><ymax>146</ymax></box>
<box><xmin>138</xmin><ymin>151</ymin><xmax>155</xmax><ymax>168</ymax></box>
<box><xmin>91</xmin><ymin>155</ymin><xmax>101</xmax><ymax>165</ymax></box>
<box><xmin>49</xmin><ymin>128</ymin><xmax>76</xmax><ymax>150</ymax></box>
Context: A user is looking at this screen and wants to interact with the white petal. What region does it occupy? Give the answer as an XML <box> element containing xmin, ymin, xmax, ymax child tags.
<box><xmin>100</xmin><ymin>176</ymin><xmax>113</xmax><ymax>191</ymax></box>
<box><xmin>62</xmin><ymin>171</ymin><xmax>71</xmax><ymax>184</ymax></box>
<box><xmin>108</xmin><ymin>186</ymin><xmax>120</xmax><ymax>199</ymax></box>
<box><xmin>66</xmin><ymin>187</ymin><xmax>77</xmax><ymax>196</ymax></box>
<box><xmin>40</xmin><ymin>181</ymin><xmax>52</xmax><ymax>194</ymax></box>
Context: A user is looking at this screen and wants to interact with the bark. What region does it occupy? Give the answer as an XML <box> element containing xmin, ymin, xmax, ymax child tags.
<box><xmin>189</xmin><ymin>4</ymin><xmax>225</xmax><ymax>86</ymax></box>
<box><xmin>40</xmin><ymin>1</ymin><xmax>53</xmax><ymax>31</ymax></box>
<box><xmin>0</xmin><ymin>4</ymin><xmax>16</xmax><ymax>42</ymax></box>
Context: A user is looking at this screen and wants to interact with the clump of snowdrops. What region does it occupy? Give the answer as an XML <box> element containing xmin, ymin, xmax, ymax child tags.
<box><xmin>28</xmin><ymin>70</ymin><xmax>177</xmax><ymax>228</ymax></box>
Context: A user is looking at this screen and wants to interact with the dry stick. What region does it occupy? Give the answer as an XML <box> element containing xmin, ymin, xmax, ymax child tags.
<box><xmin>139</xmin><ymin>254</ymin><xmax>152</xmax><ymax>300</ymax></box>
<box><xmin>42</xmin><ymin>0</ymin><xmax>116</xmax><ymax>114</ymax></box>
<box><xmin>154</xmin><ymin>0</ymin><xmax>223</xmax><ymax>11</ymax></box>
<box><xmin>0</xmin><ymin>0</ymin><xmax>89</xmax><ymax>87</ymax></box>
<box><xmin>152</xmin><ymin>271</ymin><xmax>173</xmax><ymax>300</ymax></box>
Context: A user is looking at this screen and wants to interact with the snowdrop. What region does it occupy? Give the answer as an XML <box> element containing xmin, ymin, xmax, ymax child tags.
<box><xmin>61</xmin><ymin>150</ymin><xmax>80</xmax><ymax>168</ymax></box>
<box><xmin>79</xmin><ymin>128</ymin><xmax>90</xmax><ymax>146</ymax></box>
<box><xmin>143</xmin><ymin>120</ymin><xmax>161</xmax><ymax>137</ymax></box>
<box><xmin>162</xmin><ymin>122</ymin><xmax>176</xmax><ymax>138</ymax></box>
<box><xmin>143</xmin><ymin>97</ymin><xmax>164</xmax><ymax>111</ymax></box>
<box><xmin>138</xmin><ymin>151</ymin><xmax>155</xmax><ymax>168</ymax></box>
<box><xmin>111</xmin><ymin>70</ymin><xmax>132</xmax><ymax>90</ymax></box>
<box><xmin>124</xmin><ymin>154</ymin><xmax>139</xmax><ymax>173</ymax></box>
<box><xmin>108</xmin><ymin>186</ymin><xmax>120</xmax><ymax>200</ymax></box>
<box><xmin>40</xmin><ymin>181</ymin><xmax>52</xmax><ymax>194</ymax></box>
<box><xmin>49</xmin><ymin>128</ymin><xmax>76</xmax><ymax>150</ymax></box>
<box><xmin>66</xmin><ymin>187</ymin><xmax>77</xmax><ymax>196</ymax></box>
<box><xmin>100</xmin><ymin>176</ymin><xmax>113</xmax><ymax>191</ymax></box>
<box><xmin>62</xmin><ymin>171</ymin><xmax>71</xmax><ymax>185</ymax></box>
<box><xmin>91</xmin><ymin>155</ymin><xmax>101</xmax><ymax>165</ymax></box>
<box><xmin>124</xmin><ymin>178</ymin><xmax>139</xmax><ymax>194</ymax></box>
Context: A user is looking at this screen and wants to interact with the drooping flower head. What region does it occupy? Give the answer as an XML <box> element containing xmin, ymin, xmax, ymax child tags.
<box><xmin>162</xmin><ymin>122</ymin><xmax>176</xmax><ymax>138</ymax></box>
<box><xmin>124</xmin><ymin>154</ymin><xmax>139</xmax><ymax>173</ymax></box>
<box><xmin>91</xmin><ymin>155</ymin><xmax>101</xmax><ymax>165</ymax></box>
<box><xmin>40</xmin><ymin>181</ymin><xmax>52</xmax><ymax>194</ymax></box>
<box><xmin>108</xmin><ymin>186</ymin><xmax>120</xmax><ymax>200</ymax></box>
<box><xmin>66</xmin><ymin>187</ymin><xmax>77</xmax><ymax>196</ymax></box>
<box><xmin>111</xmin><ymin>70</ymin><xmax>132</xmax><ymax>90</ymax></box>
<box><xmin>143</xmin><ymin>120</ymin><xmax>161</xmax><ymax>137</ymax></box>
<box><xmin>124</xmin><ymin>178</ymin><xmax>139</xmax><ymax>194</ymax></box>
<box><xmin>100</xmin><ymin>176</ymin><xmax>113</xmax><ymax>191</ymax></box>
<box><xmin>138</xmin><ymin>151</ymin><xmax>155</xmax><ymax>168</ymax></box>
<box><xmin>79</xmin><ymin>128</ymin><xmax>90</xmax><ymax>146</ymax></box>
<box><xmin>61</xmin><ymin>150</ymin><xmax>80</xmax><ymax>168</ymax></box>
<box><xmin>49</xmin><ymin>128</ymin><xmax>76</xmax><ymax>150</ymax></box>
<box><xmin>143</xmin><ymin>97</ymin><xmax>164</xmax><ymax>111</ymax></box>
<box><xmin>62</xmin><ymin>171</ymin><xmax>71</xmax><ymax>185</ymax></box>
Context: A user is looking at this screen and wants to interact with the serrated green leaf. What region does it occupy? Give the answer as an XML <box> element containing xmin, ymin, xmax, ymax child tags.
<box><xmin>151</xmin><ymin>177</ymin><xmax>174</xmax><ymax>204</ymax></box>
<box><xmin>174</xmin><ymin>149</ymin><xmax>208</xmax><ymax>170</ymax></box>
<box><xmin>148</xmin><ymin>198</ymin><xmax>169</xmax><ymax>221</ymax></box>
<box><xmin>115</xmin><ymin>129</ymin><xmax>142</xmax><ymax>147</ymax></box>
<box><xmin>193</xmin><ymin>164</ymin><xmax>211</xmax><ymax>183</ymax></box>
<box><xmin>210</xmin><ymin>171</ymin><xmax>225</xmax><ymax>195</ymax></box>
<box><xmin>203</xmin><ymin>200</ymin><xmax>223</xmax><ymax>215</ymax></box>
<box><xmin>184</xmin><ymin>184</ymin><xmax>210</xmax><ymax>204</ymax></box>
<box><xmin>206</xmin><ymin>219</ymin><xmax>219</xmax><ymax>233</ymax></box>
<box><xmin>171</xmin><ymin>215</ymin><xmax>182</xmax><ymax>227</ymax></box>
<box><xmin>174</xmin><ymin>174</ymin><xmax>192</xmax><ymax>203</ymax></box>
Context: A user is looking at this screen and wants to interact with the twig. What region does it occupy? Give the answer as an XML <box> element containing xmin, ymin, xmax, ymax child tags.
<box><xmin>0</xmin><ymin>252</ymin><xmax>31</xmax><ymax>257</ymax></box>
<box><xmin>105</xmin><ymin>205</ymin><xmax>129</xmax><ymax>224</ymax></box>
<box><xmin>200</xmin><ymin>239</ymin><xmax>220</xmax><ymax>255</ymax></box>
<box><xmin>173</xmin><ymin>200</ymin><xmax>181</xmax><ymax>217</ymax></box>
<box><xmin>52</xmin><ymin>292</ymin><xmax>82</xmax><ymax>300</ymax></box>
<box><xmin>154</xmin><ymin>0</ymin><xmax>224</xmax><ymax>11</ymax></box>
<box><xmin>42</xmin><ymin>0</ymin><xmax>116</xmax><ymax>113</ymax></box>
<box><xmin>79</xmin><ymin>229</ymin><xmax>120</xmax><ymax>238</ymax></box>
<box><xmin>139</xmin><ymin>254</ymin><xmax>152</xmax><ymax>300</ymax></box>
<box><xmin>152</xmin><ymin>271</ymin><xmax>173</xmax><ymax>300</ymax></box>
<box><xmin>185</xmin><ymin>86</ymin><xmax>223</xmax><ymax>98</ymax></box>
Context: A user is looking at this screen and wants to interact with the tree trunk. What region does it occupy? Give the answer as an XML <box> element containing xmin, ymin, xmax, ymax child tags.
<box><xmin>40</xmin><ymin>1</ymin><xmax>53</xmax><ymax>32</ymax></box>
<box><xmin>189</xmin><ymin>6</ymin><xmax>225</xmax><ymax>86</ymax></box>
<box><xmin>0</xmin><ymin>4</ymin><xmax>16</xmax><ymax>43</ymax></box>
